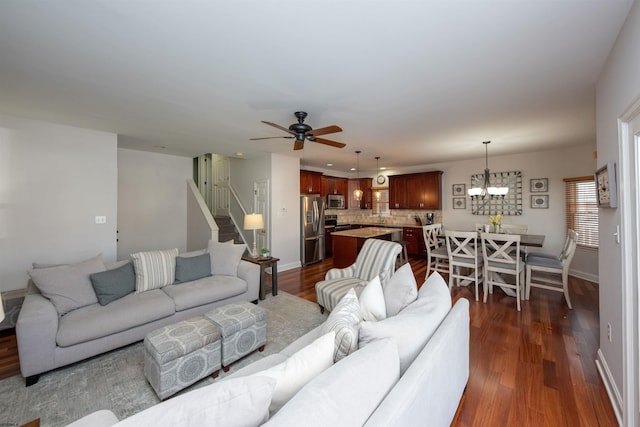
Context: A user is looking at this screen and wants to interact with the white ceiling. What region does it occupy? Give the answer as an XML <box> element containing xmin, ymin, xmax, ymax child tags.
<box><xmin>0</xmin><ymin>1</ymin><xmax>632</xmax><ymax>175</ymax></box>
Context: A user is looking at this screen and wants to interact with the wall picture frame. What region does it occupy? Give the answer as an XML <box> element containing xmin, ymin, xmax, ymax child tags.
<box><xmin>531</xmin><ymin>194</ymin><xmax>549</xmax><ymax>209</ymax></box>
<box><xmin>453</xmin><ymin>197</ymin><xmax>466</xmax><ymax>209</ymax></box>
<box><xmin>452</xmin><ymin>183</ymin><xmax>466</xmax><ymax>196</ymax></box>
<box><xmin>595</xmin><ymin>162</ymin><xmax>618</xmax><ymax>208</ymax></box>
<box><xmin>530</xmin><ymin>178</ymin><xmax>548</xmax><ymax>193</ymax></box>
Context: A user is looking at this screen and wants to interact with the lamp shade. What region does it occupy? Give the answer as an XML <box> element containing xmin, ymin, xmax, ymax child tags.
<box><xmin>244</xmin><ymin>213</ymin><xmax>264</xmax><ymax>230</ymax></box>
<box><xmin>0</xmin><ymin>293</ymin><xmax>4</xmax><ymax>323</ymax></box>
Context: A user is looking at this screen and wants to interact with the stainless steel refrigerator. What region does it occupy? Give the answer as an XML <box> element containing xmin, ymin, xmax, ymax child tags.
<box><xmin>301</xmin><ymin>195</ymin><xmax>325</xmax><ymax>266</ymax></box>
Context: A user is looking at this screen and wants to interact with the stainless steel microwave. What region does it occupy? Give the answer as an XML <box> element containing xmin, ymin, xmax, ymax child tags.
<box><xmin>327</xmin><ymin>194</ymin><xmax>345</xmax><ymax>209</ymax></box>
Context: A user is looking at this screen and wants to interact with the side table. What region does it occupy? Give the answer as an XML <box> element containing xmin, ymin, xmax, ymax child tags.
<box><xmin>242</xmin><ymin>256</ymin><xmax>280</xmax><ymax>300</ymax></box>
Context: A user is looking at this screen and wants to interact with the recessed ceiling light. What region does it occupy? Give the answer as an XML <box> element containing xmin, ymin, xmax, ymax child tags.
<box><xmin>380</xmin><ymin>167</ymin><xmax>387</xmax><ymax>170</ymax></box>
<box><xmin>327</xmin><ymin>163</ymin><xmax>333</xmax><ymax>167</ymax></box>
<box><xmin>236</xmin><ymin>152</ymin><xmax>244</xmax><ymax>156</ymax></box>
<box><xmin>350</xmin><ymin>167</ymin><xmax>356</xmax><ymax>171</ymax></box>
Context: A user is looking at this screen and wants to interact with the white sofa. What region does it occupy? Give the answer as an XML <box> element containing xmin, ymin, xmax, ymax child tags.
<box><xmin>16</xmin><ymin>243</ymin><xmax>260</xmax><ymax>386</ymax></box>
<box><xmin>66</xmin><ymin>270</ymin><xmax>470</xmax><ymax>427</ymax></box>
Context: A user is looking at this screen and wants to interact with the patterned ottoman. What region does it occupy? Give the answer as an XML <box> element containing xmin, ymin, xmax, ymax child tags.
<box><xmin>144</xmin><ymin>316</ymin><xmax>222</xmax><ymax>400</ymax></box>
<box><xmin>204</xmin><ymin>301</ymin><xmax>266</xmax><ymax>371</ymax></box>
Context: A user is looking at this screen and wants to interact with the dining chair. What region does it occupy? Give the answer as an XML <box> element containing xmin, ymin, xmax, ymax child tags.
<box><xmin>500</xmin><ymin>223</ymin><xmax>529</xmax><ymax>259</ymax></box>
<box><xmin>481</xmin><ymin>232</ymin><xmax>525</xmax><ymax>311</ymax></box>
<box><xmin>422</xmin><ymin>224</ymin><xmax>449</xmax><ymax>278</ymax></box>
<box><xmin>525</xmin><ymin>230</ymin><xmax>578</xmax><ymax>309</ymax></box>
<box><xmin>445</xmin><ymin>230</ymin><xmax>483</xmax><ymax>301</ymax></box>
<box><xmin>526</xmin><ymin>229</ymin><xmax>573</xmax><ymax>262</ymax></box>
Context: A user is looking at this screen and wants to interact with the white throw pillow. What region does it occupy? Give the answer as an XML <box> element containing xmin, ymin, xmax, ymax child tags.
<box><xmin>321</xmin><ymin>288</ymin><xmax>361</xmax><ymax>362</ymax></box>
<box><xmin>114</xmin><ymin>376</ymin><xmax>276</xmax><ymax>427</ymax></box>
<box><xmin>208</xmin><ymin>240</ymin><xmax>246</xmax><ymax>276</ymax></box>
<box><xmin>359</xmin><ymin>271</ymin><xmax>451</xmax><ymax>374</ymax></box>
<box><xmin>359</xmin><ymin>276</ymin><xmax>386</xmax><ymax>321</ymax></box>
<box><xmin>382</xmin><ymin>262</ymin><xmax>418</xmax><ymax>317</ymax></box>
<box><xmin>130</xmin><ymin>248</ymin><xmax>179</xmax><ymax>293</ymax></box>
<box><xmin>264</xmin><ymin>338</ymin><xmax>399</xmax><ymax>427</ymax></box>
<box><xmin>252</xmin><ymin>331</ymin><xmax>335</xmax><ymax>413</ymax></box>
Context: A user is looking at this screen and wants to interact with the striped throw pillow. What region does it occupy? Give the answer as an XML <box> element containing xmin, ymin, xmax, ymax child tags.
<box><xmin>321</xmin><ymin>288</ymin><xmax>362</xmax><ymax>362</ymax></box>
<box><xmin>131</xmin><ymin>248</ymin><xmax>179</xmax><ymax>293</ymax></box>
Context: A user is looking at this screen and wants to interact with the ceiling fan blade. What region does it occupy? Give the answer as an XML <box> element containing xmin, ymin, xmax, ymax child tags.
<box><xmin>313</xmin><ymin>137</ymin><xmax>346</xmax><ymax>148</ymax></box>
<box><xmin>306</xmin><ymin>125</ymin><xmax>342</xmax><ymax>137</ymax></box>
<box><xmin>293</xmin><ymin>140</ymin><xmax>305</xmax><ymax>150</ymax></box>
<box><xmin>250</xmin><ymin>136</ymin><xmax>294</xmax><ymax>140</ymax></box>
<box><xmin>261</xmin><ymin>121</ymin><xmax>294</xmax><ymax>135</ymax></box>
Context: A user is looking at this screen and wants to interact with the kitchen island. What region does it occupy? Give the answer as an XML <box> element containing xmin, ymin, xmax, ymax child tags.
<box><xmin>331</xmin><ymin>227</ymin><xmax>402</xmax><ymax>268</ymax></box>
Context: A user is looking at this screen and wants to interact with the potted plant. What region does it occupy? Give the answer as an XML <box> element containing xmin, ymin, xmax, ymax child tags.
<box><xmin>260</xmin><ymin>248</ymin><xmax>270</xmax><ymax>258</ymax></box>
<box><xmin>487</xmin><ymin>214</ymin><xmax>503</xmax><ymax>233</ymax></box>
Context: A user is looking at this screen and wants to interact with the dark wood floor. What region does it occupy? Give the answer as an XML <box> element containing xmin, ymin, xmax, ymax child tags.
<box><xmin>0</xmin><ymin>256</ymin><xmax>617</xmax><ymax>426</ymax></box>
<box><xmin>276</xmin><ymin>257</ymin><xmax>618</xmax><ymax>427</ymax></box>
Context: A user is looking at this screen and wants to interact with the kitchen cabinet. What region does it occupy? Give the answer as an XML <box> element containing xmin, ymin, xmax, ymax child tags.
<box><xmin>325</xmin><ymin>226</ymin><xmax>335</xmax><ymax>257</ymax></box>
<box><xmin>321</xmin><ymin>176</ymin><xmax>348</xmax><ymax>197</ymax></box>
<box><xmin>403</xmin><ymin>226</ymin><xmax>426</xmax><ymax>257</ymax></box>
<box><xmin>389</xmin><ymin>171</ymin><xmax>443</xmax><ymax>210</ymax></box>
<box><xmin>300</xmin><ymin>170</ymin><xmax>322</xmax><ymax>194</ymax></box>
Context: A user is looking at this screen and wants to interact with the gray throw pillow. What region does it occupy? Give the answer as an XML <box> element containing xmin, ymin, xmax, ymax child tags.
<box><xmin>174</xmin><ymin>253</ymin><xmax>212</xmax><ymax>283</ymax></box>
<box><xmin>90</xmin><ymin>262</ymin><xmax>136</xmax><ymax>305</ymax></box>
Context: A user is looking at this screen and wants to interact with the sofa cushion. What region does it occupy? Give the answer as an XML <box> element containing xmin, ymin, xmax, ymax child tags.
<box><xmin>358</xmin><ymin>276</ymin><xmax>386</xmax><ymax>322</ymax></box>
<box><xmin>57</xmin><ymin>289</ymin><xmax>175</xmax><ymax>347</ymax></box>
<box><xmin>208</xmin><ymin>240</ymin><xmax>245</xmax><ymax>276</ymax></box>
<box><xmin>382</xmin><ymin>262</ymin><xmax>418</xmax><ymax>317</ymax></box>
<box><xmin>264</xmin><ymin>338</ymin><xmax>399</xmax><ymax>427</ymax></box>
<box><xmin>359</xmin><ymin>271</ymin><xmax>452</xmax><ymax>374</ymax></box>
<box><xmin>174</xmin><ymin>254</ymin><xmax>212</xmax><ymax>283</ymax></box>
<box><xmin>90</xmin><ymin>262</ymin><xmax>136</xmax><ymax>306</ymax></box>
<box><xmin>320</xmin><ymin>288</ymin><xmax>361</xmax><ymax>362</ymax></box>
<box><xmin>253</xmin><ymin>331</ymin><xmax>335</xmax><ymax>413</ymax></box>
<box><xmin>28</xmin><ymin>254</ymin><xmax>105</xmax><ymax>316</ymax></box>
<box><xmin>162</xmin><ymin>275</ymin><xmax>247</xmax><ymax>312</ymax></box>
<box><xmin>131</xmin><ymin>248</ymin><xmax>179</xmax><ymax>293</ymax></box>
<box><xmin>114</xmin><ymin>376</ymin><xmax>276</xmax><ymax>427</ymax></box>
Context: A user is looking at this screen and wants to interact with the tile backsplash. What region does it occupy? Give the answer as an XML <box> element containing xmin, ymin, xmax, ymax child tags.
<box><xmin>326</xmin><ymin>209</ymin><xmax>443</xmax><ymax>226</ymax></box>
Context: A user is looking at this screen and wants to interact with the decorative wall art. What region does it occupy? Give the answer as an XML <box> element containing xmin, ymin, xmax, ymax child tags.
<box><xmin>530</xmin><ymin>178</ymin><xmax>548</xmax><ymax>193</ymax></box>
<box><xmin>453</xmin><ymin>197</ymin><xmax>466</xmax><ymax>209</ymax></box>
<box><xmin>531</xmin><ymin>194</ymin><xmax>549</xmax><ymax>209</ymax></box>
<box><xmin>470</xmin><ymin>171</ymin><xmax>523</xmax><ymax>216</ymax></box>
<box><xmin>595</xmin><ymin>162</ymin><xmax>618</xmax><ymax>208</ymax></box>
<box><xmin>452</xmin><ymin>184</ymin><xmax>466</xmax><ymax>196</ymax></box>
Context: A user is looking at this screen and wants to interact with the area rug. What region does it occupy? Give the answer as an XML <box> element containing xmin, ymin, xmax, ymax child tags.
<box><xmin>0</xmin><ymin>291</ymin><xmax>327</xmax><ymax>427</ymax></box>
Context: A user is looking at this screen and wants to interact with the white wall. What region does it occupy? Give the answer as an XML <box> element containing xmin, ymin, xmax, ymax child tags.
<box><xmin>271</xmin><ymin>154</ymin><xmax>301</xmax><ymax>271</ymax></box>
<box><xmin>0</xmin><ymin>114</ymin><xmax>117</xmax><ymax>292</ymax></box>
<box><xmin>117</xmin><ymin>148</ymin><xmax>192</xmax><ymax>258</ymax></box>
<box><xmin>595</xmin><ymin>0</ymin><xmax>640</xmax><ymax>420</ymax></box>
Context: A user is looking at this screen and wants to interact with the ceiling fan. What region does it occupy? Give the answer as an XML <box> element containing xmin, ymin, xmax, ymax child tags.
<box><xmin>251</xmin><ymin>111</ymin><xmax>346</xmax><ymax>150</ymax></box>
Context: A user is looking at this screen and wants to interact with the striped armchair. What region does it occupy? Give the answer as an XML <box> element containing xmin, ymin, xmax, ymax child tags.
<box><xmin>315</xmin><ymin>239</ymin><xmax>402</xmax><ymax>313</ymax></box>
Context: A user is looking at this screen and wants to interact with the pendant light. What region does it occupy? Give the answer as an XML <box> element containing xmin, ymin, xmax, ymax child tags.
<box><xmin>353</xmin><ymin>150</ymin><xmax>363</xmax><ymax>201</ymax></box>
<box><xmin>467</xmin><ymin>141</ymin><xmax>509</xmax><ymax>199</ymax></box>
<box><xmin>374</xmin><ymin>156</ymin><xmax>381</xmax><ymax>201</ymax></box>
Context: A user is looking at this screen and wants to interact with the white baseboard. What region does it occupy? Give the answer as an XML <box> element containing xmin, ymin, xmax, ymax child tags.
<box><xmin>279</xmin><ymin>261</ymin><xmax>302</xmax><ymax>272</ymax></box>
<box><xmin>596</xmin><ymin>349</ymin><xmax>623</xmax><ymax>425</ymax></box>
<box><xmin>569</xmin><ymin>269</ymin><xmax>599</xmax><ymax>284</ymax></box>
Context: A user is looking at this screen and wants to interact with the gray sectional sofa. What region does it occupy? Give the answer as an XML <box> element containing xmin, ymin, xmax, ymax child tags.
<box><xmin>66</xmin><ymin>270</ymin><xmax>470</xmax><ymax>427</ymax></box>
<box><xmin>16</xmin><ymin>244</ymin><xmax>260</xmax><ymax>386</ymax></box>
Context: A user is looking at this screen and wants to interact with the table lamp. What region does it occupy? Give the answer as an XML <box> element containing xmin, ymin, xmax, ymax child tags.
<box><xmin>0</xmin><ymin>293</ymin><xmax>5</xmax><ymax>323</ymax></box>
<box><xmin>244</xmin><ymin>213</ymin><xmax>264</xmax><ymax>257</ymax></box>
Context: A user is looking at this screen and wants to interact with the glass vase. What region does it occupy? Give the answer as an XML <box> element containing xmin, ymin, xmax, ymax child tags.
<box><xmin>493</xmin><ymin>224</ymin><xmax>501</xmax><ymax>233</ymax></box>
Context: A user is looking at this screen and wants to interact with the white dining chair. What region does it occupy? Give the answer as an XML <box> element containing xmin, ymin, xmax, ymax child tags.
<box><xmin>481</xmin><ymin>232</ymin><xmax>525</xmax><ymax>311</ymax></box>
<box><xmin>445</xmin><ymin>230</ymin><xmax>483</xmax><ymax>301</ymax></box>
<box><xmin>526</xmin><ymin>230</ymin><xmax>573</xmax><ymax>262</ymax></box>
<box><xmin>525</xmin><ymin>230</ymin><xmax>578</xmax><ymax>309</ymax></box>
<box><xmin>422</xmin><ymin>224</ymin><xmax>449</xmax><ymax>278</ymax></box>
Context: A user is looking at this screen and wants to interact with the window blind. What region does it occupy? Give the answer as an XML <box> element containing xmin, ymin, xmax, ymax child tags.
<box><xmin>564</xmin><ymin>176</ymin><xmax>598</xmax><ymax>248</ymax></box>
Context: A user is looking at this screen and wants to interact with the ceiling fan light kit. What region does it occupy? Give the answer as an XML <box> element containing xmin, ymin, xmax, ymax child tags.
<box><xmin>251</xmin><ymin>111</ymin><xmax>346</xmax><ymax>151</ymax></box>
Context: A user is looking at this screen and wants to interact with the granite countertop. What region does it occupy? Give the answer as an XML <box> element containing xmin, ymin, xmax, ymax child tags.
<box><xmin>331</xmin><ymin>227</ymin><xmax>403</xmax><ymax>238</ymax></box>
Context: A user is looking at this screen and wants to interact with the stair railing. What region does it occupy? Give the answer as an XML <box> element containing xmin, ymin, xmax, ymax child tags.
<box><xmin>227</xmin><ymin>183</ymin><xmax>252</xmax><ymax>252</ymax></box>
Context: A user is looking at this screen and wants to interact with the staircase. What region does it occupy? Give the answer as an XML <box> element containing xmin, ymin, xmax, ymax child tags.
<box><xmin>214</xmin><ymin>216</ymin><xmax>244</xmax><ymax>244</ymax></box>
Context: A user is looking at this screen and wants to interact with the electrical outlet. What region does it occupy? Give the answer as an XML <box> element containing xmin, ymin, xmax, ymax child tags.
<box><xmin>607</xmin><ymin>323</ymin><xmax>612</xmax><ymax>342</ymax></box>
<box><xmin>95</xmin><ymin>216</ymin><xmax>107</xmax><ymax>224</ymax></box>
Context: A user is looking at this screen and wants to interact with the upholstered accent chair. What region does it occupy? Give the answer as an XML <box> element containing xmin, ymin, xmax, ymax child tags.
<box><xmin>315</xmin><ymin>239</ymin><xmax>402</xmax><ymax>313</ymax></box>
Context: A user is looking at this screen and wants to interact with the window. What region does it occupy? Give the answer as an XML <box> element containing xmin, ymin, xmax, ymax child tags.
<box><xmin>564</xmin><ymin>176</ymin><xmax>598</xmax><ymax>248</ymax></box>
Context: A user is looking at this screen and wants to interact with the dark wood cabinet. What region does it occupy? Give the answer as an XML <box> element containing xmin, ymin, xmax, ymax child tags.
<box><xmin>360</xmin><ymin>178</ymin><xmax>373</xmax><ymax>209</ymax></box>
<box><xmin>403</xmin><ymin>226</ymin><xmax>426</xmax><ymax>257</ymax></box>
<box><xmin>389</xmin><ymin>171</ymin><xmax>443</xmax><ymax>210</ymax></box>
<box><xmin>300</xmin><ymin>170</ymin><xmax>322</xmax><ymax>194</ymax></box>
<box><xmin>321</xmin><ymin>176</ymin><xmax>348</xmax><ymax>197</ymax></box>
<box><xmin>325</xmin><ymin>226</ymin><xmax>335</xmax><ymax>257</ymax></box>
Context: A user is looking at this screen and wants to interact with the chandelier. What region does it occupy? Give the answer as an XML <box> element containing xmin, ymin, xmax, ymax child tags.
<box><xmin>467</xmin><ymin>141</ymin><xmax>508</xmax><ymax>199</ymax></box>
